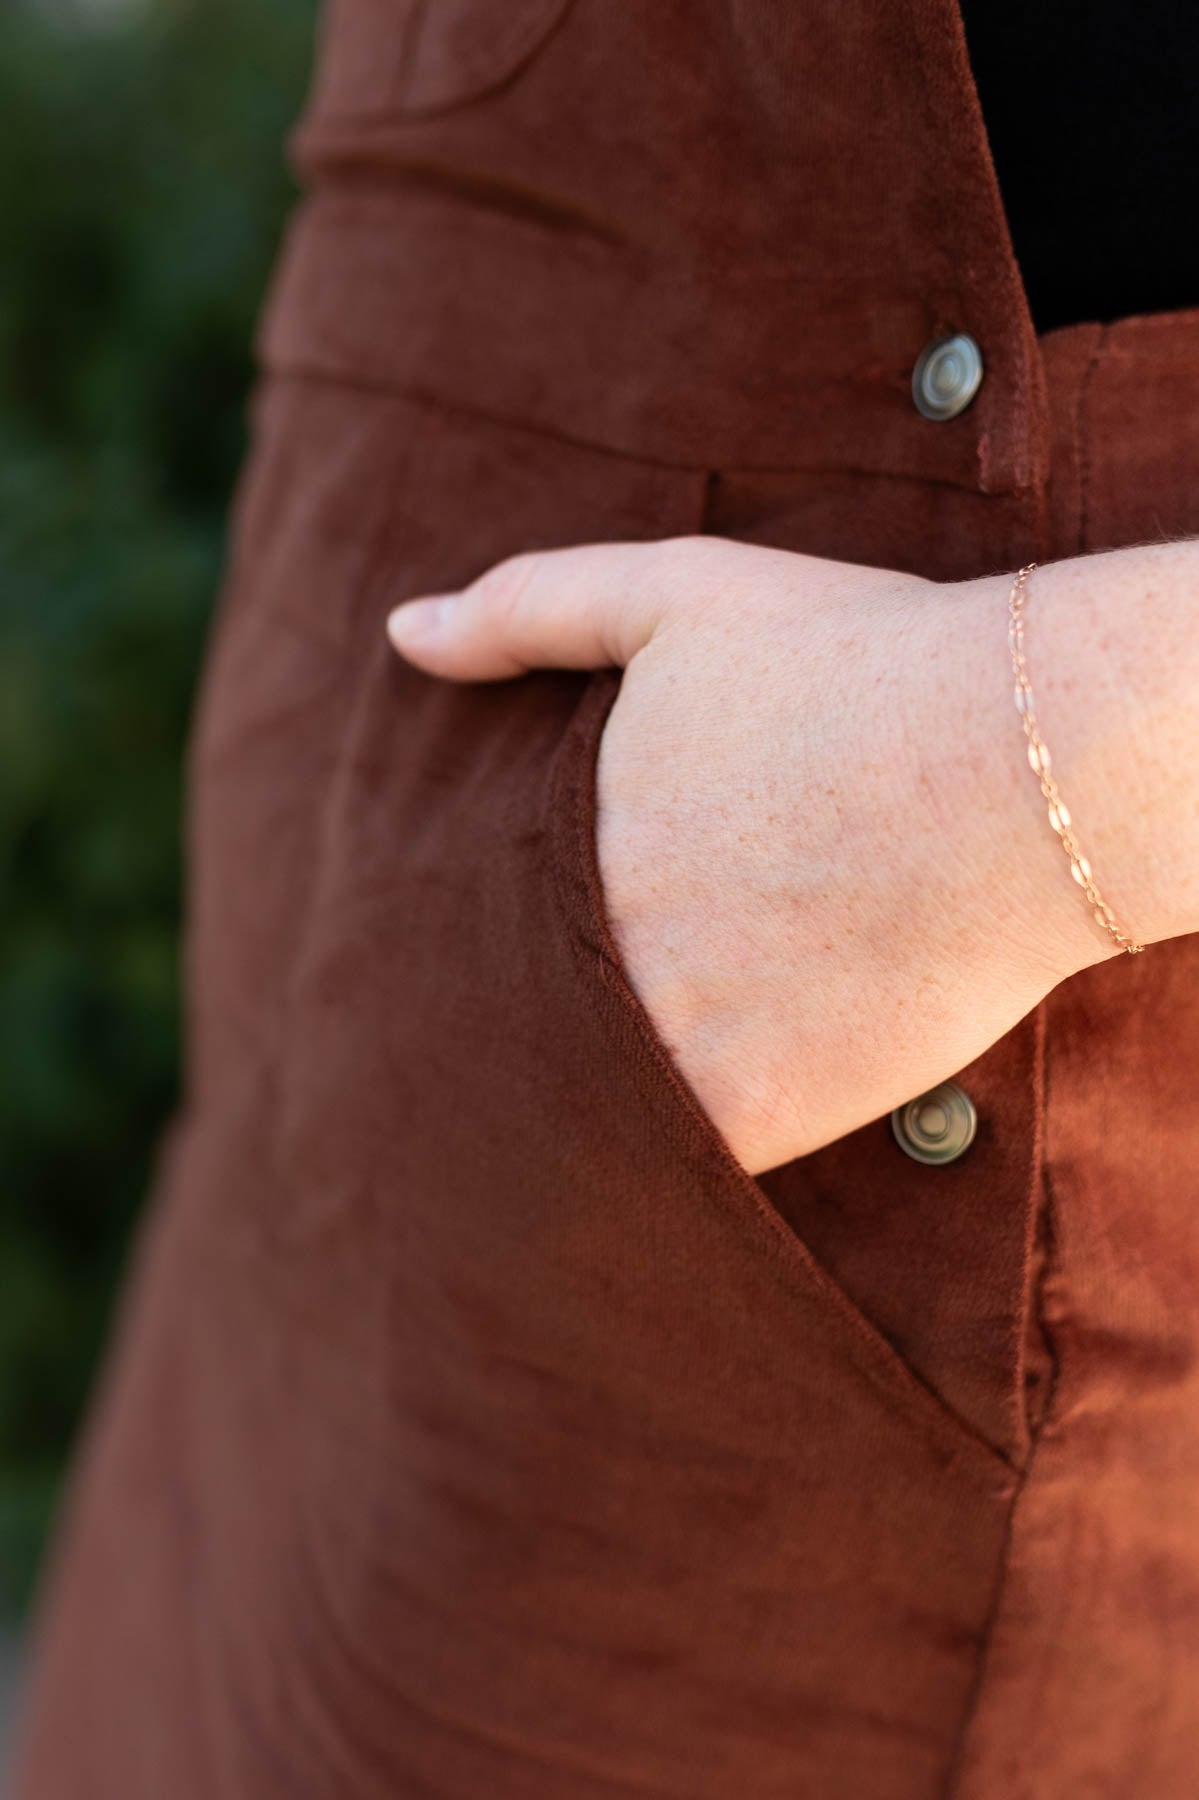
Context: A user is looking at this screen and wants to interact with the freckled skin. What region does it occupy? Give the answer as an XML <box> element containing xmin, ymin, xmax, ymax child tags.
<box><xmin>390</xmin><ymin>535</ymin><xmax>1199</xmax><ymax>1172</ymax></box>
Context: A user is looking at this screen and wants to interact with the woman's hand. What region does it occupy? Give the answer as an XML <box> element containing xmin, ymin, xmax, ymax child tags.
<box><xmin>387</xmin><ymin>536</ymin><xmax>1151</xmax><ymax>1173</ymax></box>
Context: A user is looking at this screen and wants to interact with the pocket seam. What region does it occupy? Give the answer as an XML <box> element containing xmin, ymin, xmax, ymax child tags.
<box><xmin>546</xmin><ymin>670</ymin><xmax>1018</xmax><ymax>1482</ymax></box>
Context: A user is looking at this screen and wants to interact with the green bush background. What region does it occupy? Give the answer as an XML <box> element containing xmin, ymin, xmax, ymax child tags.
<box><xmin>0</xmin><ymin>0</ymin><xmax>316</xmax><ymax>1623</ymax></box>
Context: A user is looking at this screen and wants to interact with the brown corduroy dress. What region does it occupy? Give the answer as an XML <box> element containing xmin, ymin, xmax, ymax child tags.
<box><xmin>13</xmin><ymin>4</ymin><xmax>1199</xmax><ymax>1795</ymax></box>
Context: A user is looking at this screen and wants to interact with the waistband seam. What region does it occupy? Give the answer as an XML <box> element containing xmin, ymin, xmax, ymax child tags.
<box><xmin>255</xmin><ymin>354</ymin><xmax>1040</xmax><ymax>496</ymax></box>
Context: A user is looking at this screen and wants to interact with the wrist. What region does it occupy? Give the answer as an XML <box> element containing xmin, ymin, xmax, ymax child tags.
<box><xmin>956</xmin><ymin>546</ymin><xmax>1198</xmax><ymax>970</ymax></box>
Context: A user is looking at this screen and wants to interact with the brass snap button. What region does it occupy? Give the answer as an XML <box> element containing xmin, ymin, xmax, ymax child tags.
<box><xmin>912</xmin><ymin>332</ymin><xmax>984</xmax><ymax>421</ymax></box>
<box><xmin>891</xmin><ymin>1080</ymin><xmax>978</xmax><ymax>1165</ymax></box>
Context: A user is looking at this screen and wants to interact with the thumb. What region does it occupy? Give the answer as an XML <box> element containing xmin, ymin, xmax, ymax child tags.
<box><xmin>386</xmin><ymin>540</ymin><xmax>672</xmax><ymax>681</ymax></box>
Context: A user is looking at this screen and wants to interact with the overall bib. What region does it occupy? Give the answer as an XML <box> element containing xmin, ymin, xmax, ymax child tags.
<box><xmin>13</xmin><ymin>4</ymin><xmax>1199</xmax><ymax>1795</ymax></box>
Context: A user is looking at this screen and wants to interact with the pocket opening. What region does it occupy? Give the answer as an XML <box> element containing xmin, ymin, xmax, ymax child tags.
<box><xmin>545</xmin><ymin>670</ymin><xmax>1019</xmax><ymax>1479</ymax></box>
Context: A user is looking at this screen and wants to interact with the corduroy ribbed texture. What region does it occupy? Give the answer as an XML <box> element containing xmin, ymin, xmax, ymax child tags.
<box><xmin>12</xmin><ymin>6</ymin><xmax>1199</xmax><ymax>1795</ymax></box>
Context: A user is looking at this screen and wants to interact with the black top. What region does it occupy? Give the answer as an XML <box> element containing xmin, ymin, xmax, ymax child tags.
<box><xmin>958</xmin><ymin>2</ymin><xmax>1199</xmax><ymax>330</ymax></box>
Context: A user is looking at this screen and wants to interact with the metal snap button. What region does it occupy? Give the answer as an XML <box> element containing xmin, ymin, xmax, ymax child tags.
<box><xmin>912</xmin><ymin>332</ymin><xmax>984</xmax><ymax>421</ymax></box>
<box><xmin>891</xmin><ymin>1080</ymin><xmax>978</xmax><ymax>1165</ymax></box>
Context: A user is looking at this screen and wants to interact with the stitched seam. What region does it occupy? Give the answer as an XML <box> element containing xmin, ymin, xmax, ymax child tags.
<box><xmin>698</xmin><ymin>469</ymin><xmax>720</xmax><ymax>532</ymax></box>
<box><xmin>940</xmin><ymin>1000</ymin><xmax>1060</xmax><ymax>1798</ymax></box>
<box><xmin>261</xmin><ymin>360</ymin><xmax>1032</xmax><ymax>496</ymax></box>
<box><xmin>1075</xmin><ymin>323</ymin><xmax>1110</xmax><ymax>554</ymax></box>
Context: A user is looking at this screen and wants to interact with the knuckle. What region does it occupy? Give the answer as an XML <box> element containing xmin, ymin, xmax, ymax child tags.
<box><xmin>656</xmin><ymin>533</ymin><xmax>707</xmax><ymax>572</ymax></box>
<box><xmin>473</xmin><ymin>553</ymin><xmax>540</xmax><ymax>628</ymax></box>
<box><xmin>651</xmin><ymin>533</ymin><xmax>713</xmax><ymax>599</ymax></box>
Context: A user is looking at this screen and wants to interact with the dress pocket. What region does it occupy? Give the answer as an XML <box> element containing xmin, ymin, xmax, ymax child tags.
<box><xmin>545</xmin><ymin>667</ymin><xmax>1018</xmax><ymax>1478</ymax></box>
<box><xmin>309</xmin><ymin>0</ymin><xmax>577</xmax><ymax>122</ymax></box>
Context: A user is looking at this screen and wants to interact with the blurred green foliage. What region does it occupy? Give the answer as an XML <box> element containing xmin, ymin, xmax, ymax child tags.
<box><xmin>0</xmin><ymin>0</ymin><xmax>316</xmax><ymax>1620</ymax></box>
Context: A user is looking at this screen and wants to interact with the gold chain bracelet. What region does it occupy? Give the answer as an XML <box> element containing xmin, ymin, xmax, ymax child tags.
<box><xmin>1008</xmin><ymin>563</ymin><xmax>1145</xmax><ymax>956</ymax></box>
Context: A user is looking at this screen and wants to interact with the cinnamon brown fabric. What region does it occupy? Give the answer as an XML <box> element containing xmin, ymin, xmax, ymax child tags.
<box><xmin>12</xmin><ymin>5</ymin><xmax>1199</xmax><ymax>1795</ymax></box>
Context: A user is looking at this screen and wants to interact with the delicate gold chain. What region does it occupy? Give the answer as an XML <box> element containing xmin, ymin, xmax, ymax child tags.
<box><xmin>1008</xmin><ymin>563</ymin><xmax>1144</xmax><ymax>955</ymax></box>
